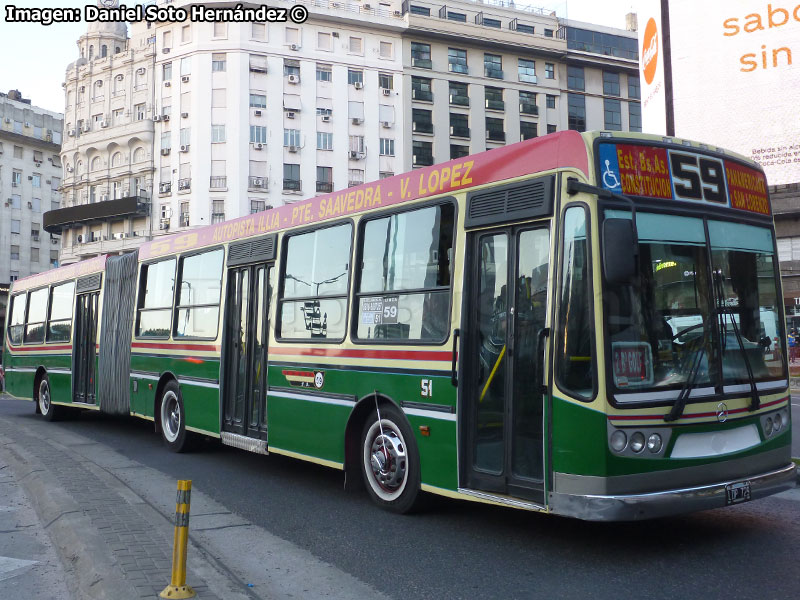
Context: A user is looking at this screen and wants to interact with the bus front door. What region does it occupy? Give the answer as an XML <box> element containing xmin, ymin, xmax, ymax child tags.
<box><xmin>223</xmin><ymin>264</ymin><xmax>271</xmax><ymax>440</ymax></box>
<box><xmin>463</xmin><ymin>227</ymin><xmax>550</xmax><ymax>503</ymax></box>
<box><xmin>73</xmin><ymin>291</ymin><xmax>99</xmax><ymax>404</ymax></box>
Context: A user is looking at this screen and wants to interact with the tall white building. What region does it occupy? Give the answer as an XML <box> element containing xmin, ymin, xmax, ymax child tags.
<box><xmin>0</xmin><ymin>90</ymin><xmax>63</xmax><ymax>323</ymax></box>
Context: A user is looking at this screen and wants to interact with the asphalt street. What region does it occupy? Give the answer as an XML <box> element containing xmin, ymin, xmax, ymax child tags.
<box><xmin>1</xmin><ymin>394</ymin><xmax>798</xmax><ymax>600</ymax></box>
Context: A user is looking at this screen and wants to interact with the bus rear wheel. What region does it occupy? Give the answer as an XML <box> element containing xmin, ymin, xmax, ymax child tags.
<box><xmin>159</xmin><ymin>381</ymin><xmax>190</xmax><ymax>452</ymax></box>
<box><xmin>360</xmin><ymin>404</ymin><xmax>421</xmax><ymax>513</ymax></box>
<box><xmin>37</xmin><ymin>374</ymin><xmax>60</xmax><ymax>422</ymax></box>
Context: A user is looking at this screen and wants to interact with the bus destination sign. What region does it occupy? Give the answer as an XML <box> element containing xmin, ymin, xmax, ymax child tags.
<box><xmin>598</xmin><ymin>142</ymin><xmax>770</xmax><ymax>216</ymax></box>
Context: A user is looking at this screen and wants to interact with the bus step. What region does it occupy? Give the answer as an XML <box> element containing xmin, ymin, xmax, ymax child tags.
<box><xmin>457</xmin><ymin>488</ymin><xmax>545</xmax><ymax>512</ymax></box>
<box><xmin>220</xmin><ymin>432</ymin><xmax>269</xmax><ymax>455</ymax></box>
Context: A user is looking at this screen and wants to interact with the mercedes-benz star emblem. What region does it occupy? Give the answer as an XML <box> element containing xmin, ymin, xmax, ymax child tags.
<box><xmin>717</xmin><ymin>402</ymin><xmax>728</xmax><ymax>423</ymax></box>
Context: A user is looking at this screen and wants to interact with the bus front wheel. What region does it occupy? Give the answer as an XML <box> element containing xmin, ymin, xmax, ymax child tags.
<box><xmin>360</xmin><ymin>404</ymin><xmax>421</xmax><ymax>513</ymax></box>
<box><xmin>37</xmin><ymin>374</ymin><xmax>60</xmax><ymax>422</ymax></box>
<box><xmin>159</xmin><ymin>381</ymin><xmax>190</xmax><ymax>452</ymax></box>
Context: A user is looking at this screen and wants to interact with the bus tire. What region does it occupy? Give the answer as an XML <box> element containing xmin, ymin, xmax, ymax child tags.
<box><xmin>360</xmin><ymin>404</ymin><xmax>421</xmax><ymax>514</ymax></box>
<box><xmin>37</xmin><ymin>374</ymin><xmax>60</xmax><ymax>422</ymax></box>
<box><xmin>159</xmin><ymin>381</ymin><xmax>190</xmax><ymax>453</ymax></box>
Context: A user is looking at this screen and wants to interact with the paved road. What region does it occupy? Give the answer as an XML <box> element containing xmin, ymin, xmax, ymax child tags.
<box><xmin>2</xmin><ymin>395</ymin><xmax>798</xmax><ymax>600</ymax></box>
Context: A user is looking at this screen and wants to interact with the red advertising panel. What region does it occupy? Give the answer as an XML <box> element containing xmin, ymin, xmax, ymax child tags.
<box><xmin>616</xmin><ymin>144</ymin><xmax>672</xmax><ymax>199</ymax></box>
<box><xmin>726</xmin><ymin>161</ymin><xmax>770</xmax><ymax>216</ymax></box>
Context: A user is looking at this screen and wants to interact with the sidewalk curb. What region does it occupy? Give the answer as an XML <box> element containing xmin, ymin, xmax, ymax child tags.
<box><xmin>0</xmin><ymin>440</ymin><xmax>137</xmax><ymax>600</ymax></box>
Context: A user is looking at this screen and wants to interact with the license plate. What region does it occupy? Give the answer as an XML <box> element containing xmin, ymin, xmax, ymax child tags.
<box><xmin>725</xmin><ymin>481</ymin><xmax>752</xmax><ymax>505</ymax></box>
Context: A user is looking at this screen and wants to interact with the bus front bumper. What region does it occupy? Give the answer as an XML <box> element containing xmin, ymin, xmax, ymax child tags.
<box><xmin>548</xmin><ymin>462</ymin><xmax>798</xmax><ymax>521</ymax></box>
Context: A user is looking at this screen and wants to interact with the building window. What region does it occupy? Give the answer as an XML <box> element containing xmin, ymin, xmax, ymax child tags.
<box><xmin>348</xmin><ymin>69</ymin><xmax>364</xmax><ymax>85</ymax></box>
<box><xmin>135</xmin><ymin>103</ymin><xmax>146</xmax><ymax>120</ymax></box>
<box><xmin>519</xmin><ymin>91</ymin><xmax>537</xmax><ymax>115</ymax></box>
<box><xmin>163</xmin><ymin>62</ymin><xmax>172</xmax><ymax>81</ymax></box>
<box><xmin>628</xmin><ymin>75</ymin><xmax>641</xmax><ymax>99</ymax></box>
<box><xmin>251</xmin><ymin>200</ymin><xmax>266</xmax><ymax>214</ymax></box>
<box><xmin>483</xmin><ymin>17</ymin><xmax>501</xmax><ymax>28</ymax></box>
<box><xmin>544</xmin><ymin>28</ymin><xmax>554</xmax><ymax>37</ymax></box>
<box><xmin>485</xmin><ymin>87</ymin><xmax>504</xmax><ymax>111</ymax></box>
<box><xmin>250</xmin><ymin>126</ymin><xmax>267</xmax><ymax>144</ymax></box>
<box><xmin>181</xmin><ymin>25</ymin><xmax>191</xmax><ymax>43</ymax></box>
<box><xmin>317</xmin><ymin>32</ymin><xmax>332</xmax><ymax>51</ymax></box>
<box><xmin>252</xmin><ymin>22</ymin><xmax>266</xmax><ymax>40</ymax></box>
<box><xmin>379</xmin><ymin>138</ymin><xmax>395</xmax><ymax>156</ymax></box>
<box><xmin>449</xmin><ymin>81</ymin><xmax>469</xmax><ymax>106</ymax></box>
<box><xmin>212</xmin><ymin>53</ymin><xmax>226</xmax><ymax>72</ymax></box>
<box><xmin>250</xmin><ymin>93</ymin><xmax>266</xmax><ymax>108</ymax></box>
<box><xmin>13</xmin><ymin>146</ymin><xmax>23</xmax><ymax>159</ymax></box>
<box><xmin>412</xmin><ymin>140</ymin><xmax>433</xmax><ymax>166</ymax></box>
<box><xmin>283</xmin><ymin>60</ymin><xmax>300</xmax><ymax>77</ymax></box>
<box><xmin>629</xmin><ymin>102</ymin><xmax>642</xmax><ymax>132</ymax></box>
<box><xmin>484</xmin><ymin>53</ymin><xmax>503</xmax><ymax>79</ymax></box>
<box><xmin>379</xmin><ymin>73</ymin><xmax>394</xmax><ymax>89</ymax></box>
<box><xmin>180</xmin><ymin>128</ymin><xmax>191</xmax><ymax>147</ymax></box>
<box><xmin>211</xmin><ymin>124</ymin><xmax>226</xmax><ymax>143</ymax></box>
<box><xmin>10</xmin><ymin>245</ymin><xmax>20</xmax><ymax>260</ymax></box>
<box><xmin>380</xmin><ymin>171</ymin><xmax>394</xmax><ymax>179</ymax></box>
<box><xmin>521</xmin><ymin>121</ymin><xmax>538</xmax><ymax>141</ymax></box>
<box><xmin>567</xmin><ymin>66</ymin><xmax>585</xmax><ymax>91</ymax></box>
<box><xmin>412</xmin><ymin>109</ymin><xmax>433</xmax><ymax>134</ymax></box>
<box><xmin>349</xmin><ymin>135</ymin><xmax>365</xmax><ymax>154</ymax></box>
<box><xmin>181</xmin><ymin>57</ymin><xmax>191</xmax><ymax>75</ymax></box>
<box><xmin>410</xmin><ymin>5</ymin><xmax>430</xmax><ymax>16</ymax></box>
<box><xmin>603</xmin><ymin>71</ymin><xmax>620</xmax><ymax>96</ymax></box>
<box><xmin>348</xmin><ymin>169</ymin><xmax>364</xmax><ymax>187</ymax></box>
<box><xmin>451</xmin><ymin>144</ymin><xmax>469</xmax><ymax>159</ymax></box>
<box><xmin>10</xmin><ymin>219</ymin><xmax>20</xmax><ymax>234</ymax></box>
<box><xmin>160</xmin><ymin>132</ymin><xmax>170</xmax><ymax>151</ymax></box>
<box><xmin>450</xmin><ymin>113</ymin><xmax>469</xmax><ymax>138</ymax></box>
<box><xmin>213</xmin><ymin>22</ymin><xmax>227</xmax><ymax>38</ymax></box>
<box><xmin>568</xmin><ymin>94</ymin><xmax>586</xmax><ymax>131</ymax></box>
<box><xmin>317</xmin><ymin>131</ymin><xmax>333</xmax><ymax>150</ymax></box>
<box><xmin>50</xmin><ymin>251</ymin><xmax>59</xmax><ymax>267</ymax></box>
<box><xmin>518</xmin><ymin>58</ymin><xmax>536</xmax><ymax>83</ymax></box>
<box><xmin>411</xmin><ymin>76</ymin><xmax>433</xmax><ymax>102</ymax></box>
<box><xmin>603</xmin><ymin>99</ymin><xmax>622</xmax><ymax>131</ymax></box>
<box><xmin>546</xmin><ymin>94</ymin><xmax>556</xmax><ymax>109</ymax></box>
<box><xmin>317</xmin><ymin>107</ymin><xmax>332</xmax><ymax>116</ymax></box>
<box><xmin>211</xmin><ymin>200</ymin><xmax>225</xmax><ymax>224</ymax></box>
<box><xmin>349</xmin><ymin>36</ymin><xmax>363</xmax><ymax>54</ymax></box>
<box><xmin>180</xmin><ymin>202</ymin><xmax>190</xmax><ymax>227</ymax></box>
<box><xmin>283</xmin><ymin>164</ymin><xmax>301</xmax><ymax>191</ymax></box>
<box><xmin>380</xmin><ymin>41</ymin><xmax>393</xmax><ymax>58</ymax></box>
<box><xmin>31</xmin><ymin>173</ymin><xmax>41</xmax><ymax>188</ymax></box>
<box><xmin>516</xmin><ymin>23</ymin><xmax>535</xmax><ymax>35</ymax></box>
<box><xmin>411</xmin><ymin>42</ymin><xmax>432</xmax><ymax>68</ymax></box>
<box><xmin>284</xmin><ymin>129</ymin><xmax>301</xmax><ymax>147</ymax></box>
<box><xmin>9</xmin><ymin>272</ymin><xmax>19</xmax><ymax>282</ymax></box>
<box><xmin>545</xmin><ymin>63</ymin><xmax>554</xmax><ymax>79</ymax></box>
<box><xmin>486</xmin><ymin>117</ymin><xmax>505</xmax><ymax>142</ymax></box>
<box><xmin>448</xmin><ymin>48</ymin><xmax>468</xmax><ymax>74</ymax></box>
<box><xmin>316</xmin><ymin>166</ymin><xmax>333</xmax><ymax>192</ymax></box>
<box><xmin>316</xmin><ymin>64</ymin><xmax>332</xmax><ymax>82</ymax></box>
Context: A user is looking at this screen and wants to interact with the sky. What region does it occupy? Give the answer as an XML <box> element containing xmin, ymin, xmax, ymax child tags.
<box><xmin>0</xmin><ymin>0</ymin><xmax>638</xmax><ymax>113</ymax></box>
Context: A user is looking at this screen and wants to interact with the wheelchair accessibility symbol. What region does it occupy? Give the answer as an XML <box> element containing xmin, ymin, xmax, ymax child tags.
<box><xmin>602</xmin><ymin>159</ymin><xmax>621</xmax><ymax>190</ymax></box>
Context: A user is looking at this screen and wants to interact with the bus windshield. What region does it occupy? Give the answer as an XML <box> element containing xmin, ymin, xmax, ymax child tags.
<box><xmin>604</xmin><ymin>211</ymin><xmax>785</xmax><ymax>398</ymax></box>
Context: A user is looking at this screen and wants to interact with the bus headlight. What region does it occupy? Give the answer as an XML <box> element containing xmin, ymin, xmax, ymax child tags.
<box><xmin>773</xmin><ymin>413</ymin><xmax>782</xmax><ymax>432</ymax></box>
<box><xmin>764</xmin><ymin>417</ymin><xmax>774</xmax><ymax>437</ymax></box>
<box><xmin>630</xmin><ymin>432</ymin><xmax>646</xmax><ymax>453</ymax></box>
<box><xmin>646</xmin><ymin>433</ymin><xmax>663</xmax><ymax>453</ymax></box>
<box><xmin>610</xmin><ymin>430</ymin><xmax>627</xmax><ymax>452</ymax></box>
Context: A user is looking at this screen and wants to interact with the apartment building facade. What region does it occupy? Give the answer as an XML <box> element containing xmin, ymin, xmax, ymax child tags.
<box><xmin>0</xmin><ymin>90</ymin><xmax>63</xmax><ymax>324</ymax></box>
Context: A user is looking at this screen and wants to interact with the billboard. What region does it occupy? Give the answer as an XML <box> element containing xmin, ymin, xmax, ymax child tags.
<box><xmin>639</xmin><ymin>1</ymin><xmax>800</xmax><ymax>186</ymax></box>
<box><xmin>637</xmin><ymin>0</ymin><xmax>667</xmax><ymax>135</ymax></box>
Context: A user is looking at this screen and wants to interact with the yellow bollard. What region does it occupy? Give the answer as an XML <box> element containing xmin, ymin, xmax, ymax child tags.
<box><xmin>160</xmin><ymin>480</ymin><xmax>196</xmax><ymax>599</ymax></box>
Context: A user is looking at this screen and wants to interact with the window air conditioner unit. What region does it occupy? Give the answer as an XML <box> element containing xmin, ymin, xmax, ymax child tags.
<box><xmin>160</xmin><ymin>148</ymin><xmax>170</xmax><ymax>155</ymax></box>
<box><xmin>163</xmin><ymin>48</ymin><xmax>171</xmax><ymax>54</ymax></box>
<box><xmin>162</xmin><ymin>114</ymin><xmax>170</xmax><ymax>121</ymax></box>
<box><xmin>354</xmin><ymin>81</ymin><xmax>363</xmax><ymax>89</ymax></box>
<box><xmin>321</xmin><ymin>115</ymin><xmax>331</xmax><ymax>123</ymax></box>
<box><xmin>286</xmin><ymin>111</ymin><xmax>296</xmax><ymax>119</ymax></box>
<box><xmin>290</xmin><ymin>44</ymin><xmax>299</xmax><ymax>51</ymax></box>
<box><xmin>153</xmin><ymin>115</ymin><xmax>161</xmax><ymax>122</ymax></box>
<box><xmin>181</xmin><ymin>75</ymin><xmax>190</xmax><ymax>83</ymax></box>
<box><xmin>288</xmin><ymin>145</ymin><xmax>299</xmax><ymax>153</ymax></box>
<box><xmin>382</xmin><ymin>88</ymin><xmax>391</xmax><ymax>96</ymax></box>
<box><xmin>136</xmin><ymin>68</ymin><xmax>146</xmax><ymax>75</ymax></box>
<box><xmin>164</xmin><ymin>81</ymin><xmax>171</xmax><ymax>87</ymax></box>
<box><xmin>254</xmin><ymin>143</ymin><xmax>264</xmax><ymax>150</ymax></box>
<box><xmin>83</xmin><ymin>124</ymin><xmax>91</xmax><ymax>132</ymax></box>
<box><xmin>254</xmin><ymin>109</ymin><xmax>263</xmax><ymax>116</ymax></box>
<box><xmin>159</xmin><ymin>221</ymin><xmax>170</xmax><ymax>230</ymax></box>
<box><xmin>252</xmin><ymin>177</ymin><xmax>265</xmax><ymax>186</ymax></box>
<box><xmin>288</xmin><ymin>74</ymin><xmax>300</xmax><ymax>84</ymax></box>
<box><xmin>180</xmin><ymin>144</ymin><xmax>189</xmax><ymax>152</ymax></box>
<box><xmin>352</xmin><ymin>118</ymin><xmax>363</xmax><ymax>125</ymax></box>
<box><xmin>381</xmin><ymin>121</ymin><xmax>391</xmax><ymax>128</ymax></box>
<box><xmin>100</xmin><ymin>120</ymin><xmax>109</xmax><ymax>128</ymax></box>
<box><xmin>181</xmin><ymin>112</ymin><xmax>188</xmax><ymax>118</ymax></box>
<box><xmin>27</xmin><ymin>201</ymin><xmax>33</xmax><ymax>208</ymax></box>
<box><xmin>393</xmin><ymin>10</ymin><xmax>401</xmax><ymax>16</ymax></box>
<box><xmin>68</xmin><ymin>129</ymin><xmax>76</xmax><ymax>136</ymax></box>
<box><xmin>364</xmin><ymin>3</ymin><xmax>371</xmax><ymax>9</ymax></box>
<box><xmin>349</xmin><ymin>150</ymin><xmax>360</xmax><ymax>159</ymax></box>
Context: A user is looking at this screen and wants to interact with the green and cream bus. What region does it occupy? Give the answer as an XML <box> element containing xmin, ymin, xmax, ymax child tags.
<box><xmin>3</xmin><ymin>131</ymin><xmax>795</xmax><ymax>520</ymax></box>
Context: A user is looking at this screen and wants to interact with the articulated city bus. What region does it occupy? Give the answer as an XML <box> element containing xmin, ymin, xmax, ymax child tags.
<box><xmin>3</xmin><ymin>131</ymin><xmax>795</xmax><ymax>520</ymax></box>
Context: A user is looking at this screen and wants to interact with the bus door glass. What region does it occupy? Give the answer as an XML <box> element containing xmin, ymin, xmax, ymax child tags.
<box><xmin>223</xmin><ymin>264</ymin><xmax>271</xmax><ymax>439</ymax></box>
<box><xmin>74</xmin><ymin>290</ymin><xmax>99</xmax><ymax>404</ymax></box>
<box><xmin>464</xmin><ymin>225</ymin><xmax>550</xmax><ymax>500</ymax></box>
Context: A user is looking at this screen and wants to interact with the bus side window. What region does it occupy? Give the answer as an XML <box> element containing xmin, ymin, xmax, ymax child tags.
<box><xmin>47</xmin><ymin>281</ymin><xmax>76</xmax><ymax>342</ymax></box>
<box><xmin>136</xmin><ymin>258</ymin><xmax>177</xmax><ymax>338</ymax></box>
<box><xmin>7</xmin><ymin>293</ymin><xmax>26</xmax><ymax>346</ymax></box>
<box><xmin>556</xmin><ymin>206</ymin><xmax>595</xmax><ymax>400</ymax></box>
<box><xmin>24</xmin><ymin>288</ymin><xmax>49</xmax><ymax>344</ymax></box>
<box><xmin>174</xmin><ymin>248</ymin><xmax>224</xmax><ymax>339</ymax></box>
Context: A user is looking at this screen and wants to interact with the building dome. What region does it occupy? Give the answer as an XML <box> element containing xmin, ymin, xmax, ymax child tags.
<box><xmin>86</xmin><ymin>20</ymin><xmax>128</xmax><ymax>39</ymax></box>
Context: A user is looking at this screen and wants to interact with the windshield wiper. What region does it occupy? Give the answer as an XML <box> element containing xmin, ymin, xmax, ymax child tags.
<box><xmin>664</xmin><ymin>331</ymin><xmax>706</xmax><ymax>422</ymax></box>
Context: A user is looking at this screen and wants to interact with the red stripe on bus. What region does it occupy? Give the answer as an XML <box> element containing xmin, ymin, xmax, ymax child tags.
<box><xmin>12</xmin><ymin>344</ymin><xmax>73</xmax><ymax>352</ymax></box>
<box><xmin>607</xmin><ymin>397</ymin><xmax>787</xmax><ymax>421</ymax></box>
<box><xmin>282</xmin><ymin>370</ymin><xmax>315</xmax><ymax>377</ymax></box>
<box><xmin>273</xmin><ymin>347</ymin><xmax>453</xmax><ymax>362</ymax></box>
<box><xmin>132</xmin><ymin>342</ymin><xmax>221</xmax><ymax>352</ymax></box>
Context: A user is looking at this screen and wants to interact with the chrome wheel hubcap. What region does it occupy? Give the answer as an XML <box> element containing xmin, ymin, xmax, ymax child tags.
<box><xmin>162</xmin><ymin>391</ymin><xmax>180</xmax><ymax>442</ymax></box>
<box><xmin>39</xmin><ymin>380</ymin><xmax>50</xmax><ymax>414</ymax></box>
<box><xmin>364</xmin><ymin>420</ymin><xmax>407</xmax><ymax>500</ymax></box>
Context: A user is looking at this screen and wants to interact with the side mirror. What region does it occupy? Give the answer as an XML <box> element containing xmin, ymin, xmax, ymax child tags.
<box><xmin>603</xmin><ymin>218</ymin><xmax>637</xmax><ymax>285</ymax></box>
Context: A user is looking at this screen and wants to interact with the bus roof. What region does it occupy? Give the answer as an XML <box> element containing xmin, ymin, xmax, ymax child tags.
<box><xmin>10</xmin><ymin>255</ymin><xmax>107</xmax><ymax>294</ymax></box>
<box><xmin>139</xmin><ymin>130</ymin><xmax>590</xmax><ymax>260</ymax></box>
